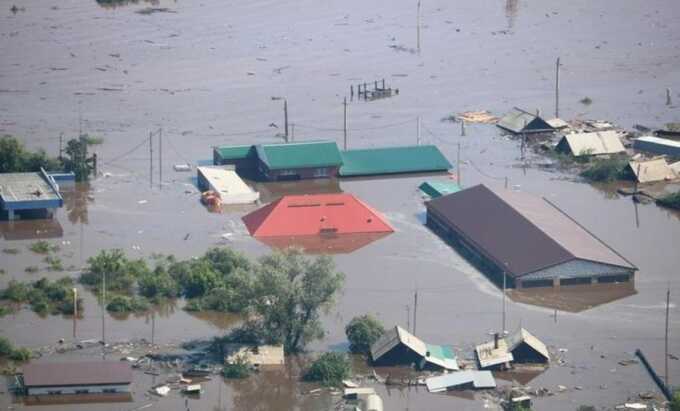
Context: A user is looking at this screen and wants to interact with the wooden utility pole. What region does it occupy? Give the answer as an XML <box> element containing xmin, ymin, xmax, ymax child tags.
<box><xmin>667</xmin><ymin>88</ymin><xmax>672</xmax><ymax>106</ymax></box>
<box><xmin>101</xmin><ymin>272</ymin><xmax>106</xmax><ymax>345</ymax></box>
<box><xmin>343</xmin><ymin>97</ymin><xmax>348</xmax><ymax>150</ymax></box>
<box><xmin>291</xmin><ymin>123</ymin><xmax>295</xmax><ymax>142</ymax></box>
<box><xmin>406</xmin><ymin>305</ymin><xmax>410</xmax><ymax>332</ymax></box>
<box><xmin>457</xmin><ymin>142</ymin><xmax>462</xmax><ymax>187</ymax></box>
<box><xmin>502</xmin><ymin>271</ymin><xmax>507</xmax><ymax>334</ymax></box>
<box><xmin>416</xmin><ymin>0</ymin><xmax>422</xmax><ymax>53</ymax></box>
<box><xmin>72</xmin><ymin>288</ymin><xmax>77</xmax><ymax>339</ymax></box>
<box><xmin>149</xmin><ymin>132</ymin><xmax>153</xmax><ymax>189</ymax></box>
<box><xmin>665</xmin><ymin>285</ymin><xmax>670</xmax><ymax>387</ymax></box>
<box><xmin>59</xmin><ymin>133</ymin><xmax>63</xmax><ymax>160</ymax></box>
<box><xmin>413</xmin><ymin>288</ymin><xmax>419</xmax><ymax>336</ymax></box>
<box><xmin>461</xmin><ymin>120</ymin><xmax>466</xmax><ymax>136</ymax></box>
<box><xmin>152</xmin><ymin>311</ymin><xmax>156</xmax><ymax>346</ymax></box>
<box><xmin>555</xmin><ymin>57</ymin><xmax>561</xmax><ymax>118</ymax></box>
<box><xmin>158</xmin><ymin>128</ymin><xmax>162</xmax><ymax>190</ymax></box>
<box><xmin>284</xmin><ymin>99</ymin><xmax>289</xmax><ymax>142</ymax></box>
<box><xmin>416</xmin><ymin>116</ymin><xmax>421</xmax><ymax>145</ymax></box>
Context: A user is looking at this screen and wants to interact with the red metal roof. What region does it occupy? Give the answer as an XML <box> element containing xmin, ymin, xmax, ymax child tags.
<box><xmin>23</xmin><ymin>361</ymin><xmax>132</xmax><ymax>387</ymax></box>
<box><xmin>242</xmin><ymin>193</ymin><xmax>394</xmax><ymax>238</ymax></box>
<box><xmin>257</xmin><ymin>232</ymin><xmax>392</xmax><ymax>254</ymax></box>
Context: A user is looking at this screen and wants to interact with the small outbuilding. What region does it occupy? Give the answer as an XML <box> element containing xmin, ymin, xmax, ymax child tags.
<box><xmin>419</xmin><ymin>180</ymin><xmax>461</xmax><ymax>199</ymax></box>
<box><xmin>425</xmin><ymin>370</ymin><xmax>496</xmax><ymax>392</ymax></box>
<box><xmin>475</xmin><ymin>334</ymin><xmax>514</xmax><ymax>370</ymax></box>
<box><xmin>497</xmin><ymin>108</ymin><xmax>554</xmax><ymax>134</ymax></box>
<box><xmin>624</xmin><ymin>157</ymin><xmax>678</xmax><ymax>184</ymax></box>
<box><xmin>339</xmin><ymin>145</ymin><xmax>452</xmax><ymax>177</ymax></box>
<box><xmin>21</xmin><ymin>361</ymin><xmax>132</xmax><ymax>395</ymax></box>
<box><xmin>196</xmin><ymin>166</ymin><xmax>260</xmax><ymax>205</ymax></box>
<box><xmin>0</xmin><ymin>169</ymin><xmax>63</xmax><ymax>221</ymax></box>
<box><xmin>370</xmin><ymin>326</ymin><xmax>459</xmax><ymax>371</ymax></box>
<box><xmin>425</xmin><ymin>184</ymin><xmax>636</xmax><ymax>288</ymax></box>
<box><xmin>556</xmin><ymin>131</ymin><xmax>626</xmax><ymax>157</ymax></box>
<box><xmin>224</xmin><ymin>344</ymin><xmax>284</xmax><ymax>367</ymax></box>
<box><xmin>634</xmin><ymin>136</ymin><xmax>680</xmax><ymax>158</ymax></box>
<box><xmin>505</xmin><ymin>328</ymin><xmax>550</xmax><ymax>364</ymax></box>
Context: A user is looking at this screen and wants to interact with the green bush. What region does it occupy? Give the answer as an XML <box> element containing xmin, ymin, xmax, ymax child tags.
<box><xmin>9</xmin><ymin>347</ymin><xmax>31</xmax><ymax>362</ymax></box>
<box><xmin>303</xmin><ymin>352</ymin><xmax>351</xmax><ymax>386</ymax></box>
<box><xmin>106</xmin><ymin>295</ymin><xmax>150</xmax><ymax>313</ymax></box>
<box><xmin>0</xmin><ymin>337</ymin><xmax>13</xmax><ymax>356</ymax></box>
<box><xmin>81</xmin><ymin>249</ymin><xmax>150</xmax><ymax>293</ymax></box>
<box><xmin>580</xmin><ymin>156</ymin><xmax>628</xmax><ymax>182</ymax></box>
<box><xmin>2</xmin><ymin>281</ymin><xmax>31</xmax><ymax>302</ymax></box>
<box><xmin>44</xmin><ymin>255</ymin><xmax>64</xmax><ymax>272</ymax></box>
<box><xmin>657</xmin><ymin>191</ymin><xmax>680</xmax><ymax>210</ymax></box>
<box><xmin>1</xmin><ymin>278</ymin><xmax>82</xmax><ymax>316</ymax></box>
<box><xmin>223</xmin><ymin>360</ymin><xmax>251</xmax><ymax>379</ymax></box>
<box><xmin>345</xmin><ymin>315</ymin><xmax>385</xmax><ymax>355</ymax></box>
<box><xmin>29</xmin><ymin>240</ymin><xmax>57</xmax><ymax>254</ymax></box>
<box><xmin>0</xmin><ymin>135</ymin><xmax>62</xmax><ymax>173</ymax></box>
<box><xmin>670</xmin><ymin>389</ymin><xmax>680</xmax><ymax>411</ymax></box>
<box><xmin>138</xmin><ymin>266</ymin><xmax>180</xmax><ymax>299</ymax></box>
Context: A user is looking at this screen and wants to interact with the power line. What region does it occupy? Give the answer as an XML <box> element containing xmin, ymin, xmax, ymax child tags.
<box><xmin>296</xmin><ymin>117</ymin><xmax>418</xmax><ymax>132</ymax></box>
<box><xmin>101</xmin><ymin>138</ymin><xmax>149</xmax><ymax>165</ymax></box>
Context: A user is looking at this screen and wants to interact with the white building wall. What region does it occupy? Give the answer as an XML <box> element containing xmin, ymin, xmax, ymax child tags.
<box><xmin>27</xmin><ymin>384</ymin><xmax>130</xmax><ymax>395</ymax></box>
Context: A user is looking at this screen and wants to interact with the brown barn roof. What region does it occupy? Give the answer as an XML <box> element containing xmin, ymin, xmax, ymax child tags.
<box><xmin>23</xmin><ymin>362</ymin><xmax>132</xmax><ymax>387</ymax></box>
<box><xmin>426</xmin><ymin>185</ymin><xmax>635</xmax><ymax>278</ymax></box>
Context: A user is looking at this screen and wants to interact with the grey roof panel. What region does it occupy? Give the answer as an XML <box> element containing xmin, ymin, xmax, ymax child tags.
<box><xmin>23</xmin><ymin>361</ymin><xmax>132</xmax><ymax>387</ymax></box>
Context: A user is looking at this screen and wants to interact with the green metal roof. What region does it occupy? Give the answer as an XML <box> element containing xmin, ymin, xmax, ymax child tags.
<box><xmin>214</xmin><ymin>145</ymin><xmax>255</xmax><ymax>161</ymax></box>
<box><xmin>339</xmin><ymin>145</ymin><xmax>452</xmax><ymax>177</ymax></box>
<box><xmin>419</xmin><ymin>180</ymin><xmax>461</xmax><ymax>198</ymax></box>
<box><xmin>426</xmin><ymin>344</ymin><xmax>457</xmax><ymax>362</ymax></box>
<box><xmin>255</xmin><ymin>141</ymin><xmax>343</xmax><ymax>170</ymax></box>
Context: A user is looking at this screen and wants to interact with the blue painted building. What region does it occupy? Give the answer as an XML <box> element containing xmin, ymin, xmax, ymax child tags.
<box><xmin>0</xmin><ymin>169</ymin><xmax>63</xmax><ymax>220</ymax></box>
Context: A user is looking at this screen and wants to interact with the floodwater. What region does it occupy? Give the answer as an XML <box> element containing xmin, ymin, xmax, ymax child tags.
<box><xmin>2</xmin><ymin>0</ymin><xmax>680</xmax><ymax>409</ymax></box>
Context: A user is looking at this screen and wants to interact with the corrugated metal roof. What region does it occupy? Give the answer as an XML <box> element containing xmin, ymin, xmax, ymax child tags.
<box><xmin>558</xmin><ymin>131</ymin><xmax>626</xmax><ymax>156</ymax></box>
<box><xmin>419</xmin><ymin>181</ymin><xmax>461</xmax><ymax>198</ymax></box>
<box><xmin>426</xmin><ymin>185</ymin><xmax>635</xmax><ymax>278</ymax></box>
<box><xmin>339</xmin><ymin>145</ymin><xmax>451</xmax><ymax>177</ymax></box>
<box><xmin>496</xmin><ymin>108</ymin><xmax>554</xmax><ymax>134</ymax></box>
<box><xmin>505</xmin><ymin>328</ymin><xmax>550</xmax><ymax>361</ymax></box>
<box><xmin>23</xmin><ymin>362</ymin><xmax>132</xmax><ymax>387</ymax></box>
<box><xmin>425</xmin><ymin>371</ymin><xmax>496</xmax><ymax>392</ymax></box>
<box><xmin>242</xmin><ymin>193</ymin><xmax>393</xmax><ymax>238</ymax></box>
<box><xmin>197</xmin><ymin>167</ymin><xmax>260</xmax><ymax>204</ymax></box>
<box><xmin>256</xmin><ymin>141</ymin><xmax>342</xmax><ymax>170</ymax></box>
<box><xmin>0</xmin><ymin>171</ymin><xmax>62</xmax><ymax>204</ymax></box>
<box><xmin>214</xmin><ymin>145</ymin><xmax>255</xmax><ymax>161</ymax></box>
<box><xmin>634</xmin><ymin>136</ymin><xmax>680</xmax><ymax>157</ymax></box>
<box><xmin>475</xmin><ymin>339</ymin><xmax>514</xmax><ymax>369</ymax></box>
<box><xmin>627</xmin><ymin>158</ymin><xmax>677</xmax><ymax>184</ymax></box>
<box><xmin>424</xmin><ymin>344</ymin><xmax>460</xmax><ymax>371</ymax></box>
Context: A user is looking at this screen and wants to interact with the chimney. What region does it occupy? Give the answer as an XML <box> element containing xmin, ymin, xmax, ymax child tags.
<box><xmin>494</xmin><ymin>333</ymin><xmax>499</xmax><ymax>349</ymax></box>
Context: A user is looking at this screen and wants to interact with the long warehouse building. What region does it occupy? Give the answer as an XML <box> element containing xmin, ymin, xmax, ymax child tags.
<box><xmin>425</xmin><ymin>184</ymin><xmax>636</xmax><ymax>288</ymax></box>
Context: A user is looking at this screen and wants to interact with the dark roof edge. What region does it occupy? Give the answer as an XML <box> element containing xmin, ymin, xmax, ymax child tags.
<box><xmin>541</xmin><ymin>197</ymin><xmax>637</xmax><ymax>270</ymax></box>
<box><xmin>25</xmin><ymin>381</ymin><xmax>132</xmax><ymax>388</ymax></box>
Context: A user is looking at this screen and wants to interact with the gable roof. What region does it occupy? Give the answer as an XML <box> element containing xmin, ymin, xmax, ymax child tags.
<box><xmin>497</xmin><ymin>108</ymin><xmax>554</xmax><ymax>134</ymax></box>
<box><xmin>558</xmin><ymin>131</ymin><xmax>626</xmax><ymax>156</ymax></box>
<box><xmin>214</xmin><ymin>145</ymin><xmax>256</xmax><ymax>161</ymax></box>
<box><xmin>242</xmin><ymin>193</ymin><xmax>393</xmax><ymax>237</ymax></box>
<box><xmin>370</xmin><ymin>326</ymin><xmax>459</xmax><ymax>371</ymax></box>
<box><xmin>255</xmin><ymin>141</ymin><xmax>342</xmax><ymax>170</ymax></box>
<box><xmin>627</xmin><ymin>158</ymin><xmax>677</xmax><ymax>183</ymax></box>
<box><xmin>505</xmin><ymin>328</ymin><xmax>550</xmax><ymax>361</ymax></box>
<box><xmin>339</xmin><ymin>145</ymin><xmax>452</xmax><ymax>177</ymax></box>
<box><xmin>634</xmin><ymin>136</ymin><xmax>680</xmax><ymax>157</ymax></box>
<box><xmin>426</xmin><ymin>370</ymin><xmax>496</xmax><ymax>392</ymax></box>
<box><xmin>426</xmin><ymin>185</ymin><xmax>635</xmax><ymax>278</ymax></box>
<box><xmin>419</xmin><ymin>180</ymin><xmax>461</xmax><ymax>198</ymax></box>
<box><xmin>475</xmin><ymin>338</ymin><xmax>514</xmax><ymax>369</ymax></box>
<box><xmin>23</xmin><ymin>362</ymin><xmax>132</xmax><ymax>387</ymax></box>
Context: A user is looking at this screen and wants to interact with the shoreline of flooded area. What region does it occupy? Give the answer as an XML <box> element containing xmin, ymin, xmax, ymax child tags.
<box><xmin>2</xmin><ymin>0</ymin><xmax>680</xmax><ymax>409</ymax></box>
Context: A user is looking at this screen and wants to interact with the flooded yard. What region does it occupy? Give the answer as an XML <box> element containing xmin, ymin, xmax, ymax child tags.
<box><xmin>1</xmin><ymin>0</ymin><xmax>680</xmax><ymax>409</ymax></box>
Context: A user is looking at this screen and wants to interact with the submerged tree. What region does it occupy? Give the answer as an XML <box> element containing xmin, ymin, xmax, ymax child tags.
<box><xmin>249</xmin><ymin>248</ymin><xmax>344</xmax><ymax>353</ymax></box>
<box><xmin>345</xmin><ymin>314</ymin><xmax>385</xmax><ymax>355</ymax></box>
<box><xmin>63</xmin><ymin>136</ymin><xmax>96</xmax><ymax>182</ymax></box>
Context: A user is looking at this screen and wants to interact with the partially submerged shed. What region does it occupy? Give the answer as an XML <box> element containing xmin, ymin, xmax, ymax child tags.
<box><xmin>419</xmin><ymin>180</ymin><xmax>461</xmax><ymax>199</ymax></box>
<box><xmin>370</xmin><ymin>326</ymin><xmax>459</xmax><ymax>371</ymax></box>
<box><xmin>556</xmin><ymin>131</ymin><xmax>626</xmax><ymax>157</ymax></box>
<box><xmin>213</xmin><ymin>144</ymin><xmax>257</xmax><ymax>172</ymax></box>
<box><xmin>339</xmin><ymin>145</ymin><xmax>451</xmax><ymax>177</ymax></box>
<box><xmin>505</xmin><ymin>328</ymin><xmax>550</xmax><ymax>363</ymax></box>
<box><xmin>425</xmin><ymin>370</ymin><xmax>496</xmax><ymax>392</ymax></box>
<box><xmin>0</xmin><ymin>169</ymin><xmax>63</xmax><ymax>220</ymax></box>
<box><xmin>425</xmin><ymin>184</ymin><xmax>636</xmax><ymax>288</ymax></box>
<box><xmin>223</xmin><ymin>344</ymin><xmax>284</xmax><ymax>367</ymax></box>
<box><xmin>475</xmin><ymin>335</ymin><xmax>513</xmax><ymax>370</ymax></box>
<box><xmin>197</xmin><ymin>166</ymin><xmax>260</xmax><ymax>204</ymax></box>
<box><xmin>497</xmin><ymin>108</ymin><xmax>554</xmax><ymax>134</ymax></box>
<box><xmin>624</xmin><ymin>157</ymin><xmax>678</xmax><ymax>184</ymax></box>
<box><xmin>22</xmin><ymin>361</ymin><xmax>132</xmax><ymax>395</ymax></box>
<box><xmin>634</xmin><ymin>136</ymin><xmax>680</xmax><ymax>158</ymax></box>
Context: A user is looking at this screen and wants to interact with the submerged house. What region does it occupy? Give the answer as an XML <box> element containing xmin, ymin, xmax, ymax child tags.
<box><xmin>496</xmin><ymin>108</ymin><xmax>554</xmax><ymax>135</ymax></box>
<box><xmin>214</xmin><ymin>141</ymin><xmax>343</xmax><ymax>181</ymax></box>
<box><xmin>0</xmin><ymin>169</ymin><xmax>63</xmax><ymax>221</ymax></box>
<box><xmin>196</xmin><ymin>166</ymin><xmax>260</xmax><ymax>204</ymax></box>
<box><xmin>370</xmin><ymin>326</ymin><xmax>459</xmax><ymax>371</ymax></box>
<box><xmin>21</xmin><ymin>362</ymin><xmax>132</xmax><ymax>395</ymax></box>
<box><xmin>425</xmin><ymin>370</ymin><xmax>496</xmax><ymax>392</ymax></box>
<box><xmin>624</xmin><ymin>157</ymin><xmax>678</xmax><ymax>184</ymax></box>
<box><xmin>242</xmin><ymin>193</ymin><xmax>394</xmax><ymax>253</ymax></box>
<box><xmin>339</xmin><ymin>145</ymin><xmax>452</xmax><ymax>177</ymax></box>
<box><xmin>476</xmin><ymin>328</ymin><xmax>549</xmax><ymax>370</ymax></box>
<box><xmin>419</xmin><ymin>180</ymin><xmax>461</xmax><ymax>199</ymax></box>
<box><xmin>425</xmin><ymin>184</ymin><xmax>636</xmax><ymax>288</ymax></box>
<box><xmin>634</xmin><ymin>136</ymin><xmax>680</xmax><ymax>158</ymax></box>
<box><xmin>556</xmin><ymin>131</ymin><xmax>626</xmax><ymax>157</ymax></box>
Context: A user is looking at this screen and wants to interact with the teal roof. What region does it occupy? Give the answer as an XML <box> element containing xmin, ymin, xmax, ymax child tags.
<box><xmin>419</xmin><ymin>180</ymin><xmax>461</xmax><ymax>198</ymax></box>
<box><xmin>339</xmin><ymin>145</ymin><xmax>452</xmax><ymax>177</ymax></box>
<box><xmin>426</xmin><ymin>344</ymin><xmax>457</xmax><ymax>362</ymax></box>
<box><xmin>215</xmin><ymin>145</ymin><xmax>256</xmax><ymax>161</ymax></box>
<box><xmin>255</xmin><ymin>141</ymin><xmax>342</xmax><ymax>170</ymax></box>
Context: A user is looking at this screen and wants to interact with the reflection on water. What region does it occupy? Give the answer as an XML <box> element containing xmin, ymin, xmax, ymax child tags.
<box><xmin>95</xmin><ymin>0</ymin><xmax>161</xmax><ymax>9</ymax></box>
<box><xmin>256</xmin><ymin>232</ymin><xmax>392</xmax><ymax>254</ymax></box>
<box><xmin>109</xmin><ymin>298</ymin><xmax>180</xmax><ymax>321</ymax></box>
<box><xmin>186</xmin><ymin>310</ymin><xmax>240</xmax><ymax>330</ymax></box>
<box><xmin>62</xmin><ymin>183</ymin><xmax>93</xmax><ymax>225</ymax></box>
<box><xmin>0</xmin><ymin>218</ymin><xmax>63</xmax><ymax>240</ymax></box>
<box><xmin>505</xmin><ymin>0</ymin><xmax>519</xmax><ymax>29</ymax></box>
<box><xmin>495</xmin><ymin>366</ymin><xmax>546</xmax><ymax>385</ymax></box>
<box><xmin>252</xmin><ymin>179</ymin><xmax>342</xmax><ymax>204</ymax></box>
<box><xmin>24</xmin><ymin>393</ymin><xmax>132</xmax><ymax>406</ymax></box>
<box><xmin>508</xmin><ymin>282</ymin><xmax>637</xmax><ymax>313</ymax></box>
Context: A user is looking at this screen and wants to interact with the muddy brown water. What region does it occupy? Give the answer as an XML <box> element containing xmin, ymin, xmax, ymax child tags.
<box><xmin>2</xmin><ymin>0</ymin><xmax>680</xmax><ymax>409</ymax></box>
